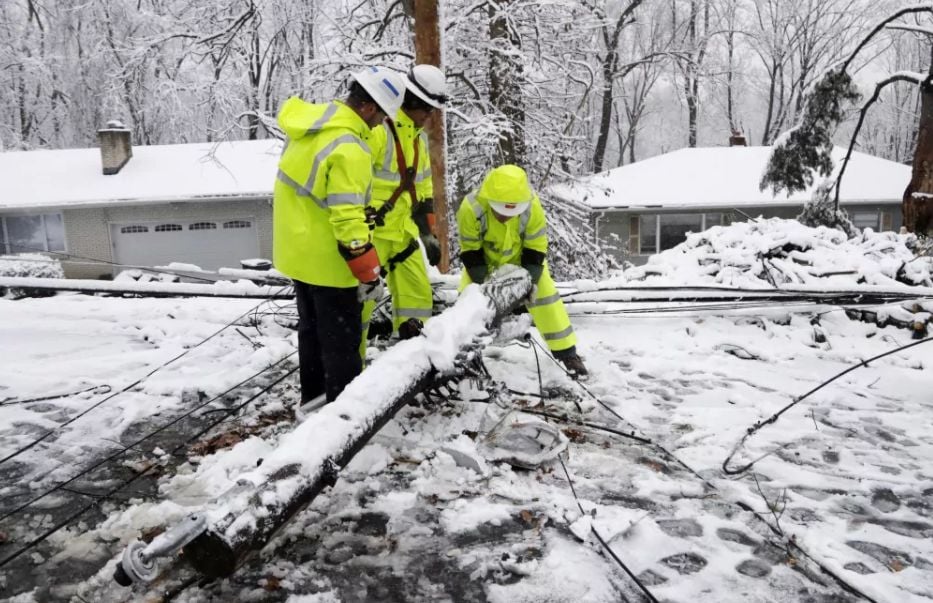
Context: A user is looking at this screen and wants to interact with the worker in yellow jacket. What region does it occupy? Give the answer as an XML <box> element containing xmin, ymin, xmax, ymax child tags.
<box><xmin>457</xmin><ymin>165</ymin><xmax>588</xmax><ymax>379</ymax></box>
<box><xmin>361</xmin><ymin>65</ymin><xmax>448</xmax><ymax>351</ymax></box>
<box><xmin>273</xmin><ymin>66</ymin><xmax>406</xmax><ymax>405</ymax></box>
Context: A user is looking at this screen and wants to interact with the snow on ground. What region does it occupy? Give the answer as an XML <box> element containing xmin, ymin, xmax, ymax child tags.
<box><xmin>0</xmin><ymin>219</ymin><xmax>931</xmax><ymax>602</ymax></box>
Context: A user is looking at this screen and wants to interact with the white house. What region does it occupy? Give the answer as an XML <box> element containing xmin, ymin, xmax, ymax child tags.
<box><xmin>0</xmin><ymin>126</ymin><xmax>282</xmax><ymax>279</ymax></box>
<box><xmin>552</xmin><ymin>144</ymin><xmax>911</xmax><ymax>264</ymax></box>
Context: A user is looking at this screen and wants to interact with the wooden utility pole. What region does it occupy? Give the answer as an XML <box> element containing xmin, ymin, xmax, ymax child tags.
<box><xmin>411</xmin><ymin>0</ymin><xmax>450</xmax><ymax>271</ymax></box>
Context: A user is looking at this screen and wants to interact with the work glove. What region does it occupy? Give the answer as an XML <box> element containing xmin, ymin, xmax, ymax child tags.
<box><xmin>340</xmin><ymin>242</ymin><xmax>381</xmax><ymax>283</ymax></box>
<box><xmin>398</xmin><ymin>317</ymin><xmax>424</xmax><ymax>340</ymax></box>
<box><xmin>527</xmin><ymin>284</ymin><xmax>539</xmax><ymax>305</ymax></box>
<box><xmin>421</xmin><ymin>234</ymin><xmax>441</xmax><ymax>266</ymax></box>
<box><xmin>357</xmin><ymin>278</ymin><xmax>384</xmax><ymax>303</ymax></box>
<box><xmin>460</xmin><ymin>249</ymin><xmax>487</xmax><ymax>284</ymax></box>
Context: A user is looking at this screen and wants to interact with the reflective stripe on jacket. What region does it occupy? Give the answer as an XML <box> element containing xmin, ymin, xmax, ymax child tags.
<box><xmin>367</xmin><ymin>110</ymin><xmax>433</xmax><ymax>242</ymax></box>
<box><xmin>456</xmin><ymin>191</ymin><xmax>548</xmax><ymax>267</ymax></box>
<box><xmin>273</xmin><ymin>98</ymin><xmax>373</xmax><ymax>287</ymax></box>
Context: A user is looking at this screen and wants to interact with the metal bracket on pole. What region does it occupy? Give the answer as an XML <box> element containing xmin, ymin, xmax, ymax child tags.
<box><xmin>113</xmin><ymin>513</ymin><xmax>207</xmax><ymax>586</ymax></box>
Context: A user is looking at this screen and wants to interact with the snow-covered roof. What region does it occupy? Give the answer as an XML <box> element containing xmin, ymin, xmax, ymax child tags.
<box><xmin>554</xmin><ymin>145</ymin><xmax>910</xmax><ymax>210</ymax></box>
<box><xmin>0</xmin><ymin>139</ymin><xmax>283</xmax><ymax>212</ymax></box>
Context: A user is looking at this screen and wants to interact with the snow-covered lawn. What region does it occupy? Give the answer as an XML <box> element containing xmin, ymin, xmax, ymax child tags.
<box><xmin>1</xmin><ymin>220</ymin><xmax>932</xmax><ymax>602</ymax></box>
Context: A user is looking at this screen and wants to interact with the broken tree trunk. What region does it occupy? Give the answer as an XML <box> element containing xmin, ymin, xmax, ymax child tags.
<box><xmin>180</xmin><ymin>268</ymin><xmax>532</xmax><ymax>578</ymax></box>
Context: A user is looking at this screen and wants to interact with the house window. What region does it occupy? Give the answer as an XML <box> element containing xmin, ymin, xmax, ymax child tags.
<box><xmin>120</xmin><ymin>225</ymin><xmax>149</xmax><ymax>234</ymax></box>
<box><xmin>634</xmin><ymin>212</ymin><xmax>713</xmax><ymax>255</ymax></box>
<box><xmin>638</xmin><ymin>215</ymin><xmax>657</xmax><ymax>255</ymax></box>
<box><xmin>154</xmin><ymin>224</ymin><xmax>183</xmax><ymax>232</ymax></box>
<box><xmin>223</xmin><ymin>220</ymin><xmax>251</xmax><ymax>229</ymax></box>
<box><xmin>851</xmin><ymin>211</ymin><xmax>880</xmax><ymax>231</ymax></box>
<box><xmin>1</xmin><ymin>213</ymin><xmax>66</xmax><ymax>254</ymax></box>
<box><xmin>659</xmin><ymin>213</ymin><xmax>703</xmax><ymax>251</ymax></box>
<box><xmin>189</xmin><ymin>222</ymin><xmax>217</xmax><ymax>230</ymax></box>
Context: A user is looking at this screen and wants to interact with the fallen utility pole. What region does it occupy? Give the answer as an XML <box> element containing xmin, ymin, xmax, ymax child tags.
<box><xmin>115</xmin><ymin>268</ymin><xmax>532</xmax><ymax>584</ymax></box>
<box><xmin>0</xmin><ymin>276</ymin><xmax>292</xmax><ymax>299</ymax></box>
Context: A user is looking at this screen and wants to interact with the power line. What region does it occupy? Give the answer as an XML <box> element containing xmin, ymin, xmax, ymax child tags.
<box><xmin>0</xmin><ymin>241</ymin><xmax>226</xmax><ymax>285</ymax></box>
<box><xmin>0</xmin><ymin>352</ymin><xmax>295</xmax><ymax>523</ymax></box>
<box><xmin>0</xmin><ymin>293</ymin><xmax>288</xmax><ymax>468</ymax></box>
<box><xmin>722</xmin><ymin>336</ymin><xmax>933</xmax><ymax>475</ymax></box>
<box><xmin>0</xmin><ymin>360</ymin><xmax>298</xmax><ymax>569</ymax></box>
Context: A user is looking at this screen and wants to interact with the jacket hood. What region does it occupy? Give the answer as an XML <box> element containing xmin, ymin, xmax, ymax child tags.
<box><xmin>277</xmin><ymin>98</ymin><xmax>367</xmax><ymax>141</ymax></box>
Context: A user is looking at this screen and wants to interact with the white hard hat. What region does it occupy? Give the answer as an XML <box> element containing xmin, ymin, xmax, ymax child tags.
<box><xmin>479</xmin><ymin>165</ymin><xmax>532</xmax><ymax>217</ymax></box>
<box><xmin>405</xmin><ymin>64</ymin><xmax>448</xmax><ymax>108</ymax></box>
<box><xmin>489</xmin><ymin>201</ymin><xmax>530</xmax><ymax>217</ymax></box>
<box><xmin>352</xmin><ymin>66</ymin><xmax>406</xmax><ymax>117</ymax></box>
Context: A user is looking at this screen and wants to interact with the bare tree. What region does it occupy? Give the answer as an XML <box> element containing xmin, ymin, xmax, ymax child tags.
<box><xmin>587</xmin><ymin>0</ymin><xmax>647</xmax><ymax>171</ymax></box>
<box><xmin>749</xmin><ymin>0</ymin><xmax>869</xmax><ymax>144</ymax></box>
<box><xmin>671</xmin><ymin>0</ymin><xmax>713</xmax><ymax>147</ymax></box>
<box><xmin>761</xmin><ymin>5</ymin><xmax>933</xmax><ymax>235</ymax></box>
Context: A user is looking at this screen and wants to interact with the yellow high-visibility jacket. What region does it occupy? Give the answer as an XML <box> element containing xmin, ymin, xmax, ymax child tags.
<box><xmin>273</xmin><ymin>99</ymin><xmax>373</xmax><ymax>287</ymax></box>
<box><xmin>456</xmin><ymin>191</ymin><xmax>548</xmax><ymax>268</ymax></box>
<box><xmin>367</xmin><ymin>110</ymin><xmax>433</xmax><ymax>243</ymax></box>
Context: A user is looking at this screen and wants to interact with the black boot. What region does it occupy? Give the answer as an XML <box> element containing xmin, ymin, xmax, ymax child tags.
<box><xmin>554</xmin><ymin>347</ymin><xmax>589</xmax><ymax>380</ymax></box>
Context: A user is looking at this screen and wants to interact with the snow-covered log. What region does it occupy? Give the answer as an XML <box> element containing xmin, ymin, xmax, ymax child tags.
<box><xmin>178</xmin><ymin>268</ymin><xmax>532</xmax><ymax>578</ymax></box>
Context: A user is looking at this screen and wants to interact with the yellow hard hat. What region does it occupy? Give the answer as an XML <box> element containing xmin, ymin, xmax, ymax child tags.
<box><xmin>477</xmin><ymin>165</ymin><xmax>532</xmax><ymax>217</ymax></box>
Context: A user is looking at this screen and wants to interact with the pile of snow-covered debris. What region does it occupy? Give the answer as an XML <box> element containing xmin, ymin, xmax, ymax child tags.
<box><xmin>612</xmin><ymin>218</ymin><xmax>933</xmax><ymax>289</ymax></box>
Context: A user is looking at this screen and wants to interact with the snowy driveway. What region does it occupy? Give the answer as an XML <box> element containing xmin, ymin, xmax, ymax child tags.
<box><xmin>0</xmin><ymin>290</ymin><xmax>931</xmax><ymax>602</ymax></box>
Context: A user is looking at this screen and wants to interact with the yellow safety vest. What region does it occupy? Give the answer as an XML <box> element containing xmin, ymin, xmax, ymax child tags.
<box><xmin>273</xmin><ymin>98</ymin><xmax>373</xmax><ymax>287</ymax></box>
<box><xmin>457</xmin><ymin>191</ymin><xmax>548</xmax><ymax>267</ymax></box>
<box><xmin>366</xmin><ymin>110</ymin><xmax>433</xmax><ymax>242</ymax></box>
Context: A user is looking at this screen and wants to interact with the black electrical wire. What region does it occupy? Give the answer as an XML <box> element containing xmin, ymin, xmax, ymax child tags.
<box><xmin>570</xmin><ymin>299</ymin><xmax>825</xmax><ymax>317</ymax></box>
<box><xmin>0</xmin><ymin>352</ymin><xmax>296</xmax><ymax>523</ymax></box>
<box><xmin>523</xmin><ymin>345</ymin><xmax>659</xmax><ymax>602</ymax></box>
<box><xmin>0</xmin><ymin>384</ymin><xmax>111</xmax><ymax>407</ymax></box>
<box><xmin>568</xmin><ymin>295</ymin><xmax>927</xmax><ymax>317</ymax></box>
<box><xmin>556</xmin><ymin>454</ymin><xmax>659</xmax><ymax>603</ymax></box>
<box><xmin>0</xmin><ymin>241</ymin><xmax>229</xmax><ymax>285</ymax></box>
<box><xmin>0</xmin><ymin>293</ymin><xmax>289</xmax><ymax>468</ymax></box>
<box><xmin>0</xmin><ymin>360</ymin><xmax>299</xmax><ymax>569</ymax></box>
<box><xmin>482</xmin><ymin>334</ymin><xmax>876</xmax><ymax>602</ymax></box>
<box><xmin>722</xmin><ymin>336</ymin><xmax>933</xmax><ymax>475</ymax></box>
<box><xmin>522</xmin><ymin>340</ymin><xmax>878</xmax><ymax>602</ymax></box>
<box><xmin>559</xmin><ymin>283</ymin><xmax>930</xmax><ymax>299</ymax></box>
<box><xmin>525</xmin><ymin>337</ymin><xmax>715</xmax><ymax>487</ymax></box>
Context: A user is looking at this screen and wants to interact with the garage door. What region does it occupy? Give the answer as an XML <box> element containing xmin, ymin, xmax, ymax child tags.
<box><xmin>111</xmin><ymin>218</ymin><xmax>259</xmax><ymax>273</ymax></box>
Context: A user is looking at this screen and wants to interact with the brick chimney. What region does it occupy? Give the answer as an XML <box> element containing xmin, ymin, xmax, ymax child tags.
<box><xmin>729</xmin><ymin>130</ymin><xmax>747</xmax><ymax>147</ymax></box>
<box><xmin>97</xmin><ymin>120</ymin><xmax>132</xmax><ymax>175</ymax></box>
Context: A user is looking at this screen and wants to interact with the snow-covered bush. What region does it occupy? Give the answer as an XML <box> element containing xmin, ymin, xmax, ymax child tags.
<box><xmin>0</xmin><ymin>253</ymin><xmax>65</xmax><ymax>299</ymax></box>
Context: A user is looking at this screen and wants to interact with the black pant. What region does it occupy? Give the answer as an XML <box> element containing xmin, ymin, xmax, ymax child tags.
<box><xmin>294</xmin><ymin>281</ymin><xmax>362</xmax><ymax>403</ymax></box>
